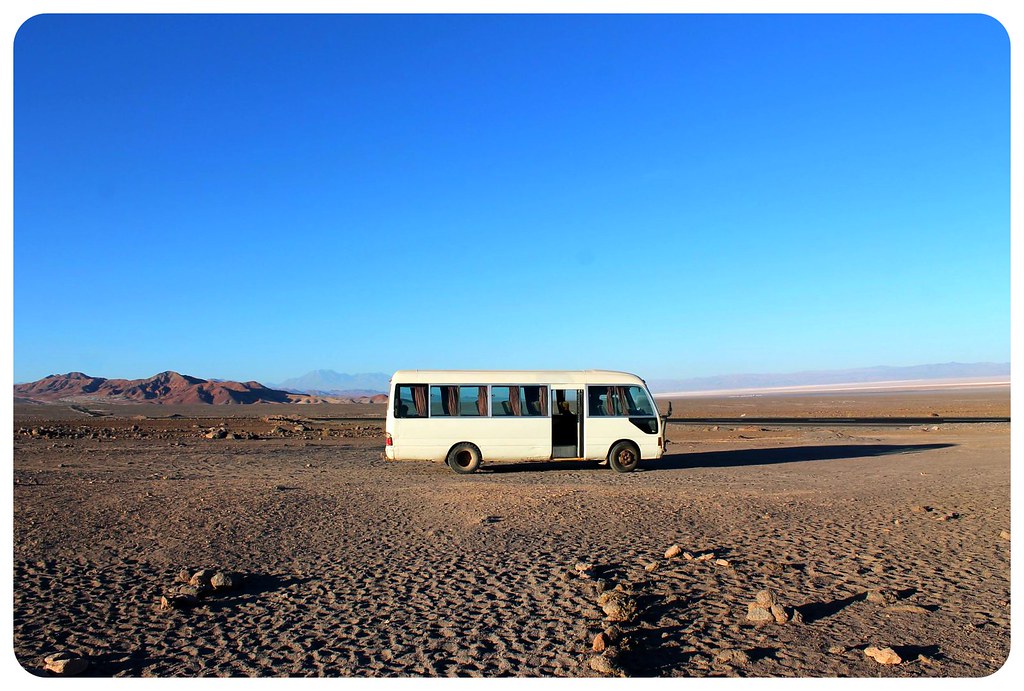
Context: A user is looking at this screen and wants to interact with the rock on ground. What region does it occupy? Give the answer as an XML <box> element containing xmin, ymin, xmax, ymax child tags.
<box><xmin>747</xmin><ymin>603</ymin><xmax>775</xmax><ymax>623</ymax></box>
<box><xmin>864</xmin><ymin>646</ymin><xmax>902</xmax><ymax>665</ymax></box>
<box><xmin>43</xmin><ymin>652</ymin><xmax>88</xmax><ymax>675</ymax></box>
<box><xmin>714</xmin><ymin>648</ymin><xmax>750</xmax><ymax>666</ymax></box>
<box><xmin>590</xmin><ymin>653</ymin><xmax>626</xmax><ymax>677</ymax></box>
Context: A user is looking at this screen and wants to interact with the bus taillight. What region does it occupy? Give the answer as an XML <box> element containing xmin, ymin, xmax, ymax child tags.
<box><xmin>385</xmin><ymin>433</ymin><xmax>393</xmax><ymax>446</ymax></box>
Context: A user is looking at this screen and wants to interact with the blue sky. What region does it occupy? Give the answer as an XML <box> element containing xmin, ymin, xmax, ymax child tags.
<box><xmin>13</xmin><ymin>14</ymin><xmax>1009</xmax><ymax>383</ymax></box>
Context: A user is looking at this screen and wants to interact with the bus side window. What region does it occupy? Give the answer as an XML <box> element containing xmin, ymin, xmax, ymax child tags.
<box><xmin>396</xmin><ymin>385</ymin><xmax>427</xmax><ymax>418</ymax></box>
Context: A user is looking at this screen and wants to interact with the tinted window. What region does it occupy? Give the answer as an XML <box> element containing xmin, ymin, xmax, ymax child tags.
<box><xmin>395</xmin><ymin>385</ymin><xmax>427</xmax><ymax>418</ymax></box>
<box><xmin>522</xmin><ymin>386</ymin><xmax>548</xmax><ymax>416</ymax></box>
<box><xmin>588</xmin><ymin>385</ymin><xmax>655</xmax><ymax>417</ymax></box>
<box><xmin>490</xmin><ymin>385</ymin><xmax>548</xmax><ymax>416</ymax></box>
<box><xmin>624</xmin><ymin>386</ymin><xmax>656</xmax><ymax>416</ymax></box>
<box><xmin>491</xmin><ymin>386</ymin><xmax>521</xmax><ymax>416</ymax></box>
<box><xmin>430</xmin><ymin>386</ymin><xmax>451</xmax><ymax>416</ymax></box>
<box><xmin>430</xmin><ymin>385</ymin><xmax>486</xmax><ymax>416</ymax></box>
<box><xmin>460</xmin><ymin>386</ymin><xmax>486</xmax><ymax>416</ymax></box>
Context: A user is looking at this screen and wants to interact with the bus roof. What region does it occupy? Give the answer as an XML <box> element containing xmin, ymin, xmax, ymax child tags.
<box><xmin>389</xmin><ymin>370</ymin><xmax>646</xmax><ymax>385</ymax></box>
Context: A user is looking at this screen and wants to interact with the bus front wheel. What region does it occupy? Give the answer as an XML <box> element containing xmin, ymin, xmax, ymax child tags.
<box><xmin>447</xmin><ymin>443</ymin><xmax>482</xmax><ymax>474</ymax></box>
<box><xmin>608</xmin><ymin>441</ymin><xmax>640</xmax><ymax>473</ymax></box>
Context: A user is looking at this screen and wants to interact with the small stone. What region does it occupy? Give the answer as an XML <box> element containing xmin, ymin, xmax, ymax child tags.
<box><xmin>644</xmin><ymin>561</ymin><xmax>658</xmax><ymax>572</ymax></box>
<box><xmin>714</xmin><ymin>558</ymin><xmax>730</xmax><ymax>567</ymax></box>
<box><xmin>177</xmin><ymin>568</ymin><xmax>192</xmax><ymax>584</ymax></box>
<box><xmin>175</xmin><ymin>584</ymin><xmax>207</xmax><ymax>598</ymax></box>
<box><xmin>602</xmin><ymin>597</ymin><xmax>638</xmax><ymax>622</ymax></box>
<box><xmin>574</xmin><ymin>562</ymin><xmax>594</xmax><ymax>573</ymax></box>
<box><xmin>771</xmin><ymin>604</ymin><xmax>789</xmax><ymax>624</ymax></box>
<box><xmin>589</xmin><ymin>653</ymin><xmax>626</xmax><ymax>677</ymax></box>
<box><xmin>683</xmin><ymin>551</ymin><xmax>695</xmax><ymax>560</ymax></box>
<box><xmin>189</xmin><ymin>569</ymin><xmax>215</xmax><ymax>588</ymax></box>
<box><xmin>665</xmin><ymin>544</ymin><xmax>683</xmax><ymax>559</ymax></box>
<box><xmin>602</xmin><ymin>625</ymin><xmax>622</xmax><ymax>644</ymax></box>
<box><xmin>714</xmin><ymin>648</ymin><xmax>750</xmax><ymax>666</ymax></box>
<box><xmin>210</xmin><ymin>571</ymin><xmax>238</xmax><ymax>590</ymax></box>
<box><xmin>159</xmin><ymin>593</ymin><xmax>199</xmax><ymax>610</ymax></box>
<box><xmin>755</xmin><ymin>589</ymin><xmax>777</xmax><ymax>606</ymax></box>
<box><xmin>911</xmin><ymin>505</ymin><xmax>931</xmax><ymax>513</ymax></box>
<box><xmin>593</xmin><ymin>632</ymin><xmax>609</xmax><ymax>652</ymax></box>
<box><xmin>866</xmin><ymin>588</ymin><xmax>898</xmax><ymax>605</ymax></box>
<box><xmin>746</xmin><ymin>603</ymin><xmax>774</xmax><ymax>623</ymax></box>
<box><xmin>864</xmin><ymin>646</ymin><xmax>902</xmax><ymax>665</ymax></box>
<box><xmin>790</xmin><ymin>608</ymin><xmax>804</xmax><ymax>625</ymax></box>
<box><xmin>43</xmin><ymin>652</ymin><xmax>88</xmax><ymax>675</ymax></box>
<box><xmin>1000</xmin><ymin>530</ymin><xmax>1011</xmax><ymax>540</ymax></box>
<box><xmin>695</xmin><ymin>553</ymin><xmax>714</xmax><ymax>562</ymax></box>
<box><xmin>828</xmin><ymin>645</ymin><xmax>846</xmax><ymax>655</ymax></box>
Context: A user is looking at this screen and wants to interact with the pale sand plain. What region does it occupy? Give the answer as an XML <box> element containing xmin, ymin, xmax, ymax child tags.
<box><xmin>12</xmin><ymin>390</ymin><xmax>1010</xmax><ymax>677</ymax></box>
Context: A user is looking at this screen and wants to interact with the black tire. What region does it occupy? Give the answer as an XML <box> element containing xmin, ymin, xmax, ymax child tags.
<box><xmin>446</xmin><ymin>443</ymin><xmax>482</xmax><ymax>474</ymax></box>
<box><xmin>608</xmin><ymin>441</ymin><xmax>640</xmax><ymax>473</ymax></box>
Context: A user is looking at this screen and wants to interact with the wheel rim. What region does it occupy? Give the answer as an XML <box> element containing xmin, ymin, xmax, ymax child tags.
<box><xmin>617</xmin><ymin>448</ymin><xmax>636</xmax><ymax>467</ymax></box>
<box><xmin>455</xmin><ymin>450</ymin><xmax>473</xmax><ymax>468</ymax></box>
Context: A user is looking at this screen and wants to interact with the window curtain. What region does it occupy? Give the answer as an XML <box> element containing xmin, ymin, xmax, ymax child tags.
<box><xmin>613</xmin><ymin>387</ymin><xmax>628</xmax><ymax>416</ymax></box>
<box><xmin>508</xmin><ymin>386</ymin><xmax>522</xmax><ymax>416</ymax></box>
<box><xmin>477</xmin><ymin>386</ymin><xmax>488</xmax><ymax>416</ymax></box>
<box><xmin>538</xmin><ymin>387</ymin><xmax>549</xmax><ymax>416</ymax></box>
<box><xmin>444</xmin><ymin>386</ymin><xmax>459</xmax><ymax>416</ymax></box>
<box><xmin>412</xmin><ymin>386</ymin><xmax>428</xmax><ymax>417</ymax></box>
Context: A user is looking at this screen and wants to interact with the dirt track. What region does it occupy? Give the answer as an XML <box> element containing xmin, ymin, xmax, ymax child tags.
<box><xmin>12</xmin><ymin>395</ymin><xmax>1011</xmax><ymax>677</ymax></box>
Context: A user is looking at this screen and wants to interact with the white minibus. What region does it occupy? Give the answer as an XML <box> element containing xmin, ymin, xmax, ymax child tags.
<box><xmin>384</xmin><ymin>370</ymin><xmax>669</xmax><ymax>473</ymax></box>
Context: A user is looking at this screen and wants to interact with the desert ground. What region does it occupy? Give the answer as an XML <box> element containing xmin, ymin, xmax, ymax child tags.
<box><xmin>12</xmin><ymin>390</ymin><xmax>1010</xmax><ymax>677</ymax></box>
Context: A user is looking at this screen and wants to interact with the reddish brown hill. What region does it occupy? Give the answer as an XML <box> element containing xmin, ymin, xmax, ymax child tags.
<box><xmin>14</xmin><ymin>371</ymin><xmax>303</xmax><ymax>405</ymax></box>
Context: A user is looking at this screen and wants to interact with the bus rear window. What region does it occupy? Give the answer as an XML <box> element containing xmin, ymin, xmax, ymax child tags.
<box><xmin>395</xmin><ymin>385</ymin><xmax>427</xmax><ymax>418</ymax></box>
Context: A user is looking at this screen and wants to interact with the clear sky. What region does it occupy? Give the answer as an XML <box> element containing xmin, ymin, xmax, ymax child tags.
<box><xmin>13</xmin><ymin>14</ymin><xmax>1010</xmax><ymax>383</ymax></box>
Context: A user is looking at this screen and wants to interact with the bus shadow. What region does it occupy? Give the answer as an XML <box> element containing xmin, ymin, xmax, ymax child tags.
<box><xmin>482</xmin><ymin>443</ymin><xmax>954</xmax><ymax>474</ymax></box>
<box><xmin>651</xmin><ymin>443</ymin><xmax>955</xmax><ymax>471</ymax></box>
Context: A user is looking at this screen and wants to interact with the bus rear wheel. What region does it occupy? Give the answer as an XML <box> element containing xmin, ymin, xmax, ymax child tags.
<box><xmin>608</xmin><ymin>441</ymin><xmax>640</xmax><ymax>473</ymax></box>
<box><xmin>447</xmin><ymin>443</ymin><xmax>482</xmax><ymax>474</ymax></box>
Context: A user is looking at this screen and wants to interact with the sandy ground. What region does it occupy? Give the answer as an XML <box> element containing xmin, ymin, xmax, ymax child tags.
<box><xmin>12</xmin><ymin>392</ymin><xmax>1010</xmax><ymax>677</ymax></box>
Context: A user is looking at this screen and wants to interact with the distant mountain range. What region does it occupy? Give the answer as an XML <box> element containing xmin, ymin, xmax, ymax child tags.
<box><xmin>15</xmin><ymin>362</ymin><xmax>1009</xmax><ymax>405</ymax></box>
<box><xmin>647</xmin><ymin>362</ymin><xmax>1010</xmax><ymax>394</ymax></box>
<box><xmin>14</xmin><ymin>371</ymin><xmax>388</xmax><ymax>405</ymax></box>
<box><xmin>271</xmin><ymin>370</ymin><xmax>391</xmax><ymax>396</ymax></box>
